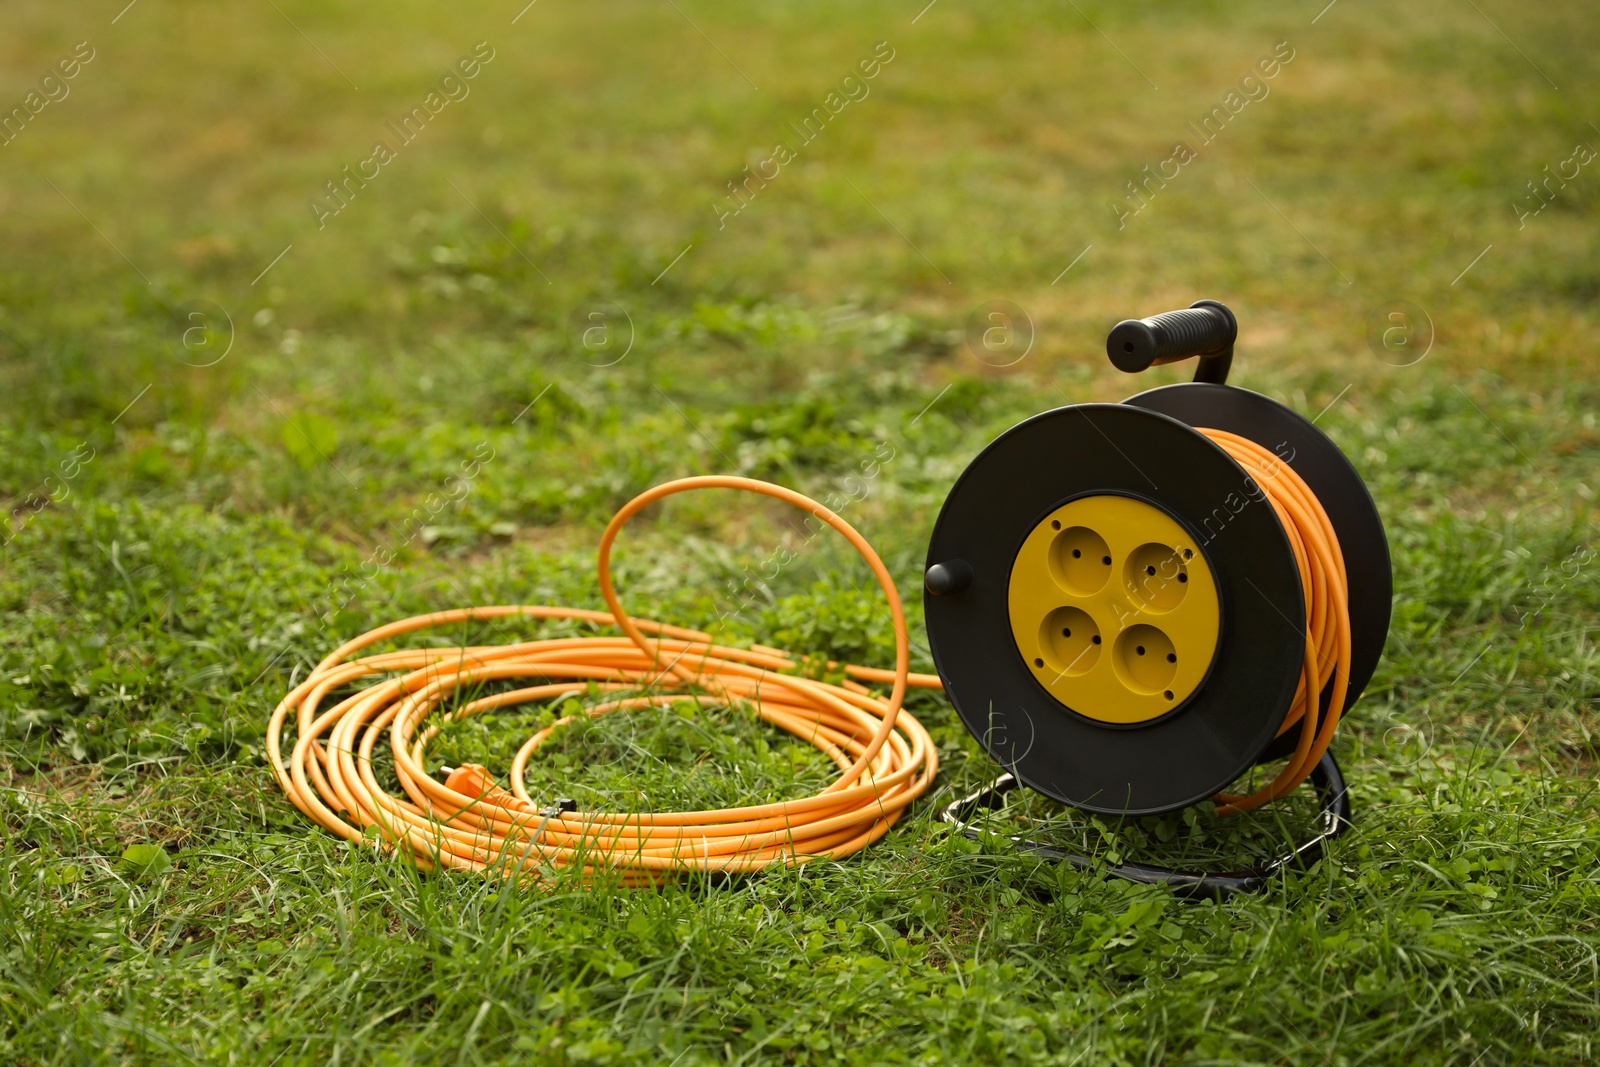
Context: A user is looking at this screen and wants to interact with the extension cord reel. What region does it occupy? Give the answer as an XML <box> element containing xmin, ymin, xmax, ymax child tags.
<box><xmin>927</xmin><ymin>300</ymin><xmax>1391</xmax><ymax>894</ymax></box>
<box><xmin>269</xmin><ymin>298</ymin><xmax>1387</xmax><ymax>898</ymax></box>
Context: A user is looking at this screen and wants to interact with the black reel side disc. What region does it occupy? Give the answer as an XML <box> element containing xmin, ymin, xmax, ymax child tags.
<box><xmin>923</xmin><ymin>402</ymin><xmax>1306</xmax><ymax>815</ymax></box>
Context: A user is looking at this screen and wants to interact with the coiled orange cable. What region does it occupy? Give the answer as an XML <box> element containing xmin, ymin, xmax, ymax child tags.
<box><xmin>267</xmin><ymin>444</ymin><xmax>1352</xmax><ymax>881</ymax></box>
<box><xmin>266</xmin><ymin>476</ymin><xmax>942</xmax><ymax>885</ymax></box>
<box><xmin>1199</xmin><ymin>428</ymin><xmax>1352</xmax><ymax>815</ymax></box>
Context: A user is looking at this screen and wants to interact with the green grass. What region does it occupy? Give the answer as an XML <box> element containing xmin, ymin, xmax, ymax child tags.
<box><xmin>2</xmin><ymin>0</ymin><xmax>1598</xmax><ymax>1063</ymax></box>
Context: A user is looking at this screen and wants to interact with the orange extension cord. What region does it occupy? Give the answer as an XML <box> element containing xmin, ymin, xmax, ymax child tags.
<box><xmin>1200</xmin><ymin>428</ymin><xmax>1352</xmax><ymax>815</ymax></box>
<box><xmin>267</xmin><ymin>447</ymin><xmax>1351</xmax><ymax>882</ymax></box>
<box><xmin>267</xmin><ymin>477</ymin><xmax>943</xmax><ymax>886</ymax></box>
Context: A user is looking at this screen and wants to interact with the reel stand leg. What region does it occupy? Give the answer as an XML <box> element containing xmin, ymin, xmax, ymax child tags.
<box><xmin>936</xmin><ymin>752</ymin><xmax>1352</xmax><ymax>900</ymax></box>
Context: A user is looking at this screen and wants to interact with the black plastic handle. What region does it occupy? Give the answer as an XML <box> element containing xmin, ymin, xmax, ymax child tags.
<box><xmin>1107</xmin><ymin>299</ymin><xmax>1236</xmax><ymax>384</ymax></box>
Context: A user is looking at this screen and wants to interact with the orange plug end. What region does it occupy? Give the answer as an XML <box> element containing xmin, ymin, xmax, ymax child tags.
<box><xmin>442</xmin><ymin>763</ymin><xmax>536</xmax><ymax>816</ymax></box>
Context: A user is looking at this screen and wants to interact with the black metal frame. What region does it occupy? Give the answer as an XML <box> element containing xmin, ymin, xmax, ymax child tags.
<box><xmin>935</xmin><ymin>751</ymin><xmax>1351</xmax><ymax>900</ymax></box>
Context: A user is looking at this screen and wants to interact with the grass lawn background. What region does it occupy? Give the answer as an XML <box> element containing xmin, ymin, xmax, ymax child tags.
<box><xmin>1</xmin><ymin>1</ymin><xmax>1597</xmax><ymax>1063</ymax></box>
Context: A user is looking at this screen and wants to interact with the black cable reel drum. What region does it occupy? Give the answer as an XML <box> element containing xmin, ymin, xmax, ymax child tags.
<box><xmin>925</xmin><ymin>300</ymin><xmax>1392</xmax><ymax>897</ymax></box>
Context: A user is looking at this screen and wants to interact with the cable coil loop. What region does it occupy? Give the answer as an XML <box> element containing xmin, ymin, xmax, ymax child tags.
<box><xmin>267</xmin><ymin>477</ymin><xmax>941</xmax><ymax>885</ymax></box>
<box><xmin>1198</xmin><ymin>428</ymin><xmax>1352</xmax><ymax>813</ymax></box>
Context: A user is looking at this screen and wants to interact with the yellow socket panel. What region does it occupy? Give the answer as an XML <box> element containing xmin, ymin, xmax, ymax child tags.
<box><xmin>1007</xmin><ymin>494</ymin><xmax>1221</xmax><ymax>724</ymax></box>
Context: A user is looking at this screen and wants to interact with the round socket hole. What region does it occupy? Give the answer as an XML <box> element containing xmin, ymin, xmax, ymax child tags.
<box><xmin>1050</xmin><ymin>526</ymin><xmax>1112</xmax><ymax>596</ymax></box>
<box><xmin>1122</xmin><ymin>542</ymin><xmax>1188</xmax><ymax>614</ymax></box>
<box><xmin>1038</xmin><ymin>607</ymin><xmax>1100</xmax><ymax>676</ymax></box>
<box><xmin>1113</xmin><ymin>624</ymin><xmax>1177</xmax><ymax>695</ymax></box>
